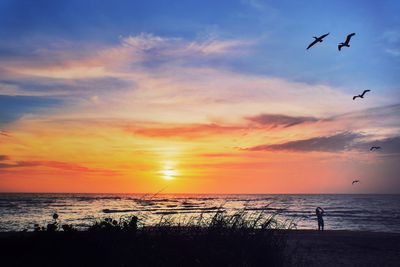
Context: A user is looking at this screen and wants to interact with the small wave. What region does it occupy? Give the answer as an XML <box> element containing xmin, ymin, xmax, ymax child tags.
<box><xmin>170</xmin><ymin>206</ymin><xmax>222</xmax><ymax>211</ymax></box>
<box><xmin>229</xmin><ymin>198</ymin><xmax>273</xmax><ymax>202</ymax></box>
<box><xmin>74</xmin><ymin>197</ymin><xmax>96</xmax><ymax>202</ymax></box>
<box><xmin>154</xmin><ymin>209</ymin><xmax>225</xmax><ymax>215</ymax></box>
<box><xmin>103</xmin><ymin>209</ymin><xmax>141</xmax><ymax>213</ymax></box>
<box><xmin>132</xmin><ymin>199</ymin><xmax>156</xmax><ymax>205</ymax></box>
<box><xmin>244</xmin><ymin>207</ymin><xmax>287</xmax><ymax>212</ymax></box>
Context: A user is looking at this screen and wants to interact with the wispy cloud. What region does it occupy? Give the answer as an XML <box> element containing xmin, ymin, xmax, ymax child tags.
<box><xmin>353</xmin><ymin>136</ymin><xmax>400</xmax><ymax>155</ymax></box>
<box><xmin>245</xmin><ymin>132</ymin><xmax>364</xmax><ymax>152</ymax></box>
<box><xmin>122</xmin><ymin>33</ymin><xmax>252</xmax><ymax>57</ymax></box>
<box><xmin>245</xmin><ymin>128</ymin><xmax>400</xmax><ymax>156</ymax></box>
<box><xmin>381</xmin><ymin>30</ymin><xmax>400</xmax><ymax>57</ymax></box>
<box><xmin>320</xmin><ymin>104</ymin><xmax>400</xmax><ymax>136</ymax></box>
<box><xmin>245</xmin><ymin>114</ymin><xmax>319</xmax><ymax>128</ymax></box>
<box><xmin>0</xmin><ymin>155</ymin><xmax>10</xmax><ymax>161</ymax></box>
<box><xmin>385</xmin><ymin>48</ymin><xmax>400</xmax><ymax>57</ymax></box>
<box><xmin>382</xmin><ymin>30</ymin><xmax>400</xmax><ymax>44</ymax></box>
<box><xmin>0</xmin><ymin>159</ymin><xmax>118</xmax><ymax>176</ymax></box>
<box><xmin>1</xmin><ymin>33</ymin><xmax>253</xmax><ymax>80</ymax></box>
<box><xmin>0</xmin><ymin>130</ymin><xmax>11</xmax><ymax>137</ymax></box>
<box><xmin>198</xmin><ymin>153</ymin><xmax>238</xmax><ymax>158</ymax></box>
<box><xmin>127</xmin><ymin>123</ymin><xmax>244</xmax><ymax>139</ymax></box>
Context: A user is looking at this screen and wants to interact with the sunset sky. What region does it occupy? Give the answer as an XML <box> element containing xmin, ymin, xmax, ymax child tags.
<box><xmin>0</xmin><ymin>0</ymin><xmax>399</xmax><ymax>193</ymax></box>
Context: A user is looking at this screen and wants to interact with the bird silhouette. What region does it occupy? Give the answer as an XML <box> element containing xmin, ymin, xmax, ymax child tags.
<box><xmin>307</xmin><ymin>33</ymin><xmax>330</xmax><ymax>50</ymax></box>
<box><xmin>370</xmin><ymin>146</ymin><xmax>381</xmax><ymax>151</ymax></box>
<box><xmin>338</xmin><ymin>33</ymin><xmax>356</xmax><ymax>51</ymax></box>
<box><xmin>353</xmin><ymin>89</ymin><xmax>370</xmax><ymax>100</ymax></box>
<box><xmin>352</xmin><ymin>180</ymin><xmax>360</xmax><ymax>185</ymax></box>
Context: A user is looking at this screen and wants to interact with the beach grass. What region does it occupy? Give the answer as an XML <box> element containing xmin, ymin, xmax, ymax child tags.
<box><xmin>0</xmin><ymin>211</ymin><xmax>292</xmax><ymax>267</ymax></box>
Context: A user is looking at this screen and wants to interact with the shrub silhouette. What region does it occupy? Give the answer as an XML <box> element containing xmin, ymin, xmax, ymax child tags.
<box><xmin>88</xmin><ymin>216</ymin><xmax>139</xmax><ymax>232</ymax></box>
<box><xmin>61</xmin><ymin>224</ymin><xmax>76</xmax><ymax>232</ymax></box>
<box><xmin>33</xmin><ymin>212</ymin><xmax>78</xmax><ymax>232</ymax></box>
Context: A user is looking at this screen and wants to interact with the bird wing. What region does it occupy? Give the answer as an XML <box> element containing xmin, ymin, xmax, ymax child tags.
<box><xmin>361</xmin><ymin>89</ymin><xmax>370</xmax><ymax>96</ymax></box>
<box><xmin>320</xmin><ymin>33</ymin><xmax>329</xmax><ymax>39</ymax></box>
<box><xmin>307</xmin><ymin>39</ymin><xmax>318</xmax><ymax>49</ymax></box>
<box><xmin>353</xmin><ymin>95</ymin><xmax>358</xmax><ymax>100</ymax></box>
<box><xmin>370</xmin><ymin>147</ymin><xmax>374</xmax><ymax>150</ymax></box>
<box><xmin>345</xmin><ymin>33</ymin><xmax>356</xmax><ymax>44</ymax></box>
<box><xmin>338</xmin><ymin>44</ymin><xmax>342</xmax><ymax>51</ymax></box>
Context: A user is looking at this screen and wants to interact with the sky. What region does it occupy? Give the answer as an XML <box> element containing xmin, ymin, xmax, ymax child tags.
<box><xmin>0</xmin><ymin>0</ymin><xmax>399</xmax><ymax>193</ymax></box>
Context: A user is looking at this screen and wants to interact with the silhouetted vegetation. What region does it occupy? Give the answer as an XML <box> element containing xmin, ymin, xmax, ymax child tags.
<box><xmin>89</xmin><ymin>216</ymin><xmax>138</xmax><ymax>232</ymax></box>
<box><xmin>0</xmin><ymin>210</ymin><xmax>294</xmax><ymax>266</ymax></box>
<box><xmin>33</xmin><ymin>213</ymin><xmax>77</xmax><ymax>232</ymax></box>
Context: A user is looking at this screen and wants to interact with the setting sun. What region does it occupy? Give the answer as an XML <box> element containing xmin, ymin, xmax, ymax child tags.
<box><xmin>161</xmin><ymin>169</ymin><xmax>177</xmax><ymax>180</ymax></box>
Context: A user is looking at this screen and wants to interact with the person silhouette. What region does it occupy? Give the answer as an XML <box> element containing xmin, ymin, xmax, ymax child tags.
<box><xmin>315</xmin><ymin>207</ymin><xmax>325</xmax><ymax>231</ymax></box>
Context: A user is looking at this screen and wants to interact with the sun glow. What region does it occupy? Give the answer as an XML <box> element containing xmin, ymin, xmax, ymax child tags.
<box><xmin>161</xmin><ymin>169</ymin><xmax>177</xmax><ymax>180</ymax></box>
<box><xmin>159</xmin><ymin>160</ymin><xmax>179</xmax><ymax>180</ymax></box>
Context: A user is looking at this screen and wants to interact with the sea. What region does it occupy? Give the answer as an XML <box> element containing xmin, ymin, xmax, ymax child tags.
<box><xmin>0</xmin><ymin>194</ymin><xmax>399</xmax><ymax>233</ymax></box>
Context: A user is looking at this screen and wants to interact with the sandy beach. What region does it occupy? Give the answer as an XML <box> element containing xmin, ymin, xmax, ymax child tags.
<box><xmin>1</xmin><ymin>229</ymin><xmax>399</xmax><ymax>266</ymax></box>
<box><xmin>286</xmin><ymin>230</ymin><xmax>400</xmax><ymax>266</ymax></box>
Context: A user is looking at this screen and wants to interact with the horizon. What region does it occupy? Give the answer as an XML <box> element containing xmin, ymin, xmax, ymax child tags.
<box><xmin>1</xmin><ymin>0</ymin><xmax>399</xmax><ymax>194</ymax></box>
<box><xmin>1</xmin><ymin>191</ymin><xmax>400</xmax><ymax>195</ymax></box>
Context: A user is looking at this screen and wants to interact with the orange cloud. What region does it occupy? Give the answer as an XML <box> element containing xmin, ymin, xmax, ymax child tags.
<box><xmin>245</xmin><ymin>113</ymin><xmax>319</xmax><ymax>128</ymax></box>
<box><xmin>127</xmin><ymin>123</ymin><xmax>245</xmax><ymax>139</ymax></box>
<box><xmin>0</xmin><ymin>159</ymin><xmax>118</xmax><ymax>176</ymax></box>
<box><xmin>197</xmin><ymin>153</ymin><xmax>238</xmax><ymax>158</ymax></box>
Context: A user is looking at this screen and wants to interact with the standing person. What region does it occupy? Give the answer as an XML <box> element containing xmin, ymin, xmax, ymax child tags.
<box><xmin>315</xmin><ymin>207</ymin><xmax>325</xmax><ymax>231</ymax></box>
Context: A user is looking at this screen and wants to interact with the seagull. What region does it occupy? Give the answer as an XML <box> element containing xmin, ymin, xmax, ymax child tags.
<box><xmin>338</xmin><ymin>33</ymin><xmax>356</xmax><ymax>51</ymax></box>
<box><xmin>370</xmin><ymin>146</ymin><xmax>381</xmax><ymax>151</ymax></box>
<box><xmin>307</xmin><ymin>33</ymin><xmax>330</xmax><ymax>50</ymax></box>
<box><xmin>352</xmin><ymin>180</ymin><xmax>360</xmax><ymax>185</ymax></box>
<box><xmin>353</xmin><ymin>89</ymin><xmax>370</xmax><ymax>100</ymax></box>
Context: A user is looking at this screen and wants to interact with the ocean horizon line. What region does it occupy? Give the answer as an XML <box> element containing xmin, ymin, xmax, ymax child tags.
<box><xmin>0</xmin><ymin>192</ymin><xmax>399</xmax><ymax>195</ymax></box>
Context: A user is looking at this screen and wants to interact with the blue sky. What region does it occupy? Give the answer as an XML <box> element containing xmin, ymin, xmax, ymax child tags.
<box><xmin>1</xmin><ymin>0</ymin><xmax>399</xmax><ymax>89</ymax></box>
<box><xmin>0</xmin><ymin>95</ymin><xmax>62</xmax><ymax>124</ymax></box>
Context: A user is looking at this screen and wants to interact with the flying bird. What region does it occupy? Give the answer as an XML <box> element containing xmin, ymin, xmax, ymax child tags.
<box><xmin>353</xmin><ymin>89</ymin><xmax>371</xmax><ymax>100</ymax></box>
<box><xmin>306</xmin><ymin>33</ymin><xmax>330</xmax><ymax>50</ymax></box>
<box><xmin>352</xmin><ymin>180</ymin><xmax>360</xmax><ymax>185</ymax></box>
<box><xmin>338</xmin><ymin>33</ymin><xmax>356</xmax><ymax>51</ymax></box>
<box><xmin>370</xmin><ymin>146</ymin><xmax>381</xmax><ymax>151</ymax></box>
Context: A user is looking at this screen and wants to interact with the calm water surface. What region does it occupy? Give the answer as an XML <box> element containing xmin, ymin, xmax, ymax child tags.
<box><xmin>0</xmin><ymin>194</ymin><xmax>399</xmax><ymax>232</ymax></box>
